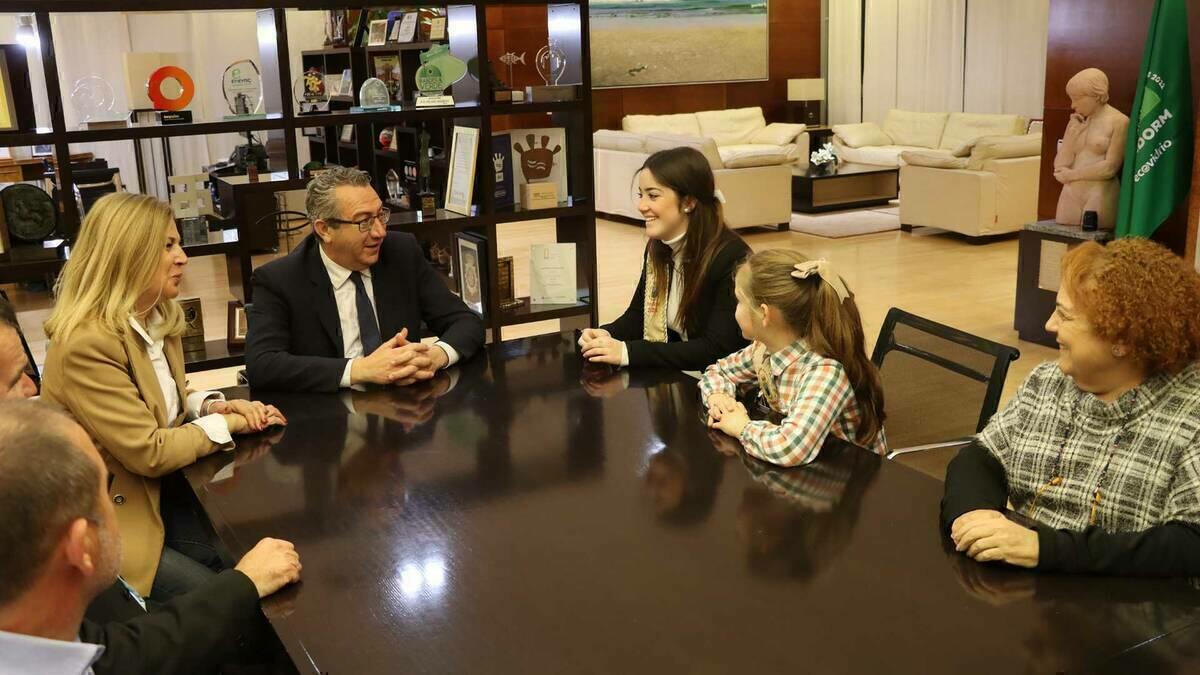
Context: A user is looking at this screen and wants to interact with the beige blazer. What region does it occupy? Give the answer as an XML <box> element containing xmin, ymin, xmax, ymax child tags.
<box><xmin>41</xmin><ymin>324</ymin><xmax>224</xmax><ymax>596</ymax></box>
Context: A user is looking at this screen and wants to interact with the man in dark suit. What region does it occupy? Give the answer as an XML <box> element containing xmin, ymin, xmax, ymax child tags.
<box><xmin>0</xmin><ymin>399</ymin><xmax>301</xmax><ymax>675</ymax></box>
<box><xmin>246</xmin><ymin>166</ymin><xmax>485</xmax><ymax>392</ymax></box>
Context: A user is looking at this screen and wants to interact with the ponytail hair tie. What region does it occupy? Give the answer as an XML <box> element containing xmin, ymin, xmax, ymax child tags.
<box><xmin>791</xmin><ymin>259</ymin><xmax>850</xmax><ymax>302</ymax></box>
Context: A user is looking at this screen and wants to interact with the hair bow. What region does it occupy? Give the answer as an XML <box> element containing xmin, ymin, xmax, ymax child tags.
<box><xmin>791</xmin><ymin>259</ymin><xmax>850</xmax><ymax>302</ymax></box>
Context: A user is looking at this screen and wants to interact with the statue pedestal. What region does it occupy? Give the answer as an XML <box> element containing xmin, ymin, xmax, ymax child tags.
<box><xmin>1014</xmin><ymin>220</ymin><xmax>1113</xmax><ymax>347</ymax></box>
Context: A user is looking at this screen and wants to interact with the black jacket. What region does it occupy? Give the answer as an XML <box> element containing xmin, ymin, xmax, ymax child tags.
<box><xmin>246</xmin><ymin>232</ymin><xmax>485</xmax><ymax>392</ymax></box>
<box><xmin>603</xmin><ymin>234</ymin><xmax>751</xmax><ymax>371</ymax></box>
<box><xmin>81</xmin><ymin>570</ymin><xmax>260</xmax><ymax>675</ymax></box>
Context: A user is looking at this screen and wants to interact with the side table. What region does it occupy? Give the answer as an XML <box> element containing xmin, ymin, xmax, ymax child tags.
<box><xmin>1014</xmin><ymin>220</ymin><xmax>1112</xmax><ymax>347</ymax></box>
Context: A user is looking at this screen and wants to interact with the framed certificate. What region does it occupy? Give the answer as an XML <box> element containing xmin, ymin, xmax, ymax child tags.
<box><xmin>444</xmin><ymin>125</ymin><xmax>480</xmax><ymax>216</ymax></box>
<box><xmin>453</xmin><ymin>231</ymin><xmax>488</xmax><ymax>316</ymax></box>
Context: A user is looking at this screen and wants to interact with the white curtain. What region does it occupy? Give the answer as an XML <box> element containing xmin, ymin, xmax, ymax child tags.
<box><xmin>963</xmin><ymin>0</ymin><xmax>1049</xmax><ymax>119</ymax></box>
<box><xmin>827</xmin><ymin>0</ymin><xmax>864</xmax><ymax>124</ymax></box>
<box><xmin>862</xmin><ymin>0</ymin><xmax>966</xmax><ymax>125</ymax></box>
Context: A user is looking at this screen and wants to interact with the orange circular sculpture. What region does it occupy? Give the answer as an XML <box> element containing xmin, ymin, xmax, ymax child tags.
<box><xmin>147</xmin><ymin>65</ymin><xmax>195</xmax><ymax>111</ymax></box>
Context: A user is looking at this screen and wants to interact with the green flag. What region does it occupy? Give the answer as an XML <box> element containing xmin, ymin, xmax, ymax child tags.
<box><xmin>1116</xmin><ymin>0</ymin><xmax>1193</xmax><ymax>238</ymax></box>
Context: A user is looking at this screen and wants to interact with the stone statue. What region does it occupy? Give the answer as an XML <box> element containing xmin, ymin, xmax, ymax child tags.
<box><xmin>1054</xmin><ymin>68</ymin><xmax>1130</xmax><ymax>229</ymax></box>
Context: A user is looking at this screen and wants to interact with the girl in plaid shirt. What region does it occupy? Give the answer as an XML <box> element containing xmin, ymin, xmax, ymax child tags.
<box><xmin>700</xmin><ymin>250</ymin><xmax>886</xmax><ymax>466</ymax></box>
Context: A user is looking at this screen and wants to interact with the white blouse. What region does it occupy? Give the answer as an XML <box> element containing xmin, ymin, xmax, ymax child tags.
<box><xmin>128</xmin><ymin>314</ymin><xmax>231</xmax><ymax>446</ymax></box>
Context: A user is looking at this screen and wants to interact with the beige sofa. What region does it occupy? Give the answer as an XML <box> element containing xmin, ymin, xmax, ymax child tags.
<box><xmin>593</xmin><ymin>107</ymin><xmax>809</xmax><ymax>230</ymax></box>
<box><xmin>831</xmin><ymin>110</ymin><xmax>1028</xmax><ymax>167</ymax></box>
<box><xmin>898</xmin><ymin>133</ymin><xmax>1043</xmax><ymax>238</ymax></box>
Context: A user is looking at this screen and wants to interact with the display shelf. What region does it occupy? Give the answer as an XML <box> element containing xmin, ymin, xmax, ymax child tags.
<box><xmin>490</xmin><ymin>100</ymin><xmax>583</xmax><ymax>115</ymax></box>
<box><xmin>183</xmin><ymin>340</ymin><xmax>245</xmax><ymax>373</ymax></box>
<box><xmin>499</xmin><ymin>291</ymin><xmax>592</xmax><ymax>327</ymax></box>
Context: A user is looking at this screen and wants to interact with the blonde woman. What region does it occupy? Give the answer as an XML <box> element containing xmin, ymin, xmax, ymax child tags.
<box><xmin>42</xmin><ymin>192</ymin><xmax>286</xmax><ymax>600</ymax></box>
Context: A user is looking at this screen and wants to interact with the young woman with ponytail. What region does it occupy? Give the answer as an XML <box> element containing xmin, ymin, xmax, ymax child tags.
<box><xmin>578</xmin><ymin>146</ymin><xmax>751</xmax><ymax>371</ymax></box>
<box><xmin>699</xmin><ymin>250</ymin><xmax>886</xmax><ymax>466</ymax></box>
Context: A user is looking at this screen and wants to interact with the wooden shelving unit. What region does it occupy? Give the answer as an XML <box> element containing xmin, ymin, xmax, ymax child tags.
<box><xmin>0</xmin><ymin>0</ymin><xmax>598</xmax><ymax>341</ymax></box>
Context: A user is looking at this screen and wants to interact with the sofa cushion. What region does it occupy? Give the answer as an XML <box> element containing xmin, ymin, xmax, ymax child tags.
<box><xmin>938</xmin><ymin>112</ymin><xmax>1028</xmax><ymax>151</ymax></box>
<box><xmin>967</xmin><ymin>132</ymin><xmax>1042</xmax><ymax>170</ymax></box>
<box><xmin>642</xmin><ymin>132</ymin><xmax>724</xmax><ymax>170</ymax></box>
<box><xmin>749</xmin><ymin>122</ymin><xmax>806</xmax><ymax>146</ymax></box>
<box><xmin>831</xmin><ymin>122</ymin><xmax>891</xmax><ymax>148</ymax></box>
<box><xmin>834</xmin><ymin>140</ymin><xmax>927</xmax><ymax>167</ymax></box>
<box><xmin>718</xmin><ymin>144</ymin><xmax>792</xmax><ymax>168</ymax></box>
<box><xmin>882</xmin><ymin>110</ymin><xmax>949</xmax><ymax>148</ymax></box>
<box><xmin>593</xmin><ymin>129</ymin><xmax>646</xmax><ymax>153</ymax></box>
<box><xmin>695</xmin><ymin>107</ymin><xmax>766</xmax><ymax>146</ymax></box>
<box><xmin>623</xmin><ymin>112</ymin><xmax>702</xmax><ymax>137</ymax></box>
<box><xmin>900</xmin><ymin>150</ymin><xmax>969</xmax><ymax>170</ymax></box>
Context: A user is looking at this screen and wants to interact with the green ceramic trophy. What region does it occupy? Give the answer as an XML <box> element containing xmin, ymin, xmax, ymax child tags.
<box><xmin>415</xmin><ymin>44</ymin><xmax>467</xmax><ymax>108</ymax></box>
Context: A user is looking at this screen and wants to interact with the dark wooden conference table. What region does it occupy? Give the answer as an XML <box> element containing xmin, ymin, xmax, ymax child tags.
<box><xmin>186</xmin><ymin>332</ymin><xmax>1200</xmax><ymax>674</ymax></box>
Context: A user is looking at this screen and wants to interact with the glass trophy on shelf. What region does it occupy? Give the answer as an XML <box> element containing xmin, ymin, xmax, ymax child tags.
<box><xmin>355</xmin><ymin>77</ymin><xmax>393</xmax><ymax>111</ymax></box>
<box><xmin>526</xmin><ymin>41</ymin><xmax>574</xmax><ymax>103</ymax></box>
<box><xmin>222</xmin><ymin>60</ymin><xmax>265</xmax><ymax>120</ymax></box>
<box><xmin>414</xmin><ymin>44</ymin><xmax>467</xmax><ymax>109</ymax></box>
<box><xmin>294</xmin><ymin>67</ymin><xmax>329</xmax><ymax>115</ymax></box>
<box><xmin>71</xmin><ymin>76</ymin><xmax>127</xmax><ymax>129</ymax></box>
<box><xmin>325</xmin><ymin>10</ymin><xmax>348</xmax><ymax>47</ymax></box>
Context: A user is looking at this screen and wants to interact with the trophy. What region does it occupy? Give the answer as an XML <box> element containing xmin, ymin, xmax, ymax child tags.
<box><xmin>222</xmin><ymin>60</ymin><xmax>264</xmax><ymax>120</ymax></box>
<box><xmin>527</xmin><ymin>41</ymin><xmax>576</xmax><ymax>103</ymax></box>
<box><xmin>417</xmin><ymin>125</ymin><xmax>437</xmax><ymax>217</ymax></box>
<box><xmin>414</xmin><ymin>44</ymin><xmax>467</xmax><ymax>108</ymax></box>
<box><xmin>147</xmin><ymin>65</ymin><xmax>196</xmax><ymax>124</ymax></box>
<box><xmin>71</xmin><ymin>76</ymin><xmax>126</xmax><ymax>129</ymax></box>
<box><xmin>356</xmin><ymin>77</ymin><xmax>392</xmax><ymax>111</ymax></box>
<box><xmin>385</xmin><ymin>168</ymin><xmax>409</xmax><ymax>209</ymax></box>
<box><xmin>325</xmin><ymin>10</ymin><xmax>348</xmax><ymax>47</ymax></box>
<box><xmin>294</xmin><ymin>66</ymin><xmax>329</xmax><ymax>115</ymax></box>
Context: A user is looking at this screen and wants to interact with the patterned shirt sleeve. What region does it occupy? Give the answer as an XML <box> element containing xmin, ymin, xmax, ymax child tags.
<box><xmin>699</xmin><ymin>343</ymin><xmax>757</xmax><ymax>406</ymax></box>
<box><xmin>978</xmin><ymin>362</ymin><xmax>1053</xmax><ymax>461</ymax></box>
<box><xmin>1162</xmin><ymin>431</ymin><xmax>1200</xmax><ymax>525</ymax></box>
<box><xmin>738</xmin><ymin>361</ymin><xmax>852</xmax><ymax>467</ymax></box>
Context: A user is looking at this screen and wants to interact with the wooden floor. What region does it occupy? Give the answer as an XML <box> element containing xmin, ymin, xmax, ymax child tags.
<box><xmin>10</xmin><ymin>218</ymin><xmax>1057</xmax><ymax>479</ymax></box>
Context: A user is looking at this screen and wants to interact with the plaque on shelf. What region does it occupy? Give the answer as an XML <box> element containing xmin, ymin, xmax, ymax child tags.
<box><xmin>445</xmin><ymin>125</ymin><xmax>479</xmax><ymax>216</ymax></box>
<box><xmin>491</xmin><ymin>132</ymin><xmax>515</xmax><ymax>208</ymax></box>
<box><xmin>227</xmin><ymin>300</ymin><xmax>248</xmax><ymax>347</ymax></box>
<box><xmin>428</xmin><ymin>17</ymin><xmax>447</xmax><ymax>41</ymax></box>
<box><xmin>371</xmin><ymin>54</ymin><xmax>402</xmax><ymax>103</ymax></box>
<box><xmin>497</xmin><ymin>256</ymin><xmax>524</xmax><ymax>311</ymax></box>
<box><xmin>525</xmin><ymin>84</ymin><xmax>579</xmax><ymax>102</ymax></box>
<box><xmin>367</xmin><ymin>20</ymin><xmax>388</xmax><ymax>46</ymax></box>
<box><xmin>71</xmin><ymin>76</ymin><xmax>127</xmax><ymax>129</ymax></box>
<box><xmin>338</xmin><ymin>68</ymin><xmax>354</xmax><ymax>96</ymax></box>
<box><xmin>178</xmin><ymin>216</ymin><xmax>208</xmax><ymax>248</ymax></box>
<box><xmin>221</xmin><ymin>59</ymin><xmax>265</xmax><ymax>120</ymax></box>
<box><xmin>414</xmin><ymin>44</ymin><xmax>466</xmax><ymax>108</ymax></box>
<box><xmin>0</xmin><ymin>184</ymin><xmax>55</xmax><ymax>243</ymax></box>
<box><xmin>520</xmin><ymin>182</ymin><xmax>558</xmax><ymax>210</ymax></box>
<box><xmin>294</xmin><ymin>66</ymin><xmax>329</xmax><ymax>115</ymax></box>
<box><xmin>453</xmin><ymin>231</ymin><xmax>488</xmax><ymax>316</ymax></box>
<box><xmin>530</xmin><ymin>243</ymin><xmax>577</xmax><ymax>305</ymax></box>
<box><xmin>512</xmin><ymin>129</ymin><xmax>567</xmax><ymax>203</ymax></box>
<box><xmin>179</xmin><ymin>297</ymin><xmax>206</xmax><ymax>355</ymax></box>
<box><xmin>357</xmin><ymin>77</ymin><xmax>392</xmax><ymax>110</ymax></box>
<box><xmin>394</xmin><ymin>12</ymin><xmax>418</xmax><ymax>43</ymax></box>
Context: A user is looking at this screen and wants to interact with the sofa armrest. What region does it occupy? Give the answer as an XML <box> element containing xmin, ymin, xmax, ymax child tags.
<box><xmin>898</xmin><ymin>164</ymin><xmax>997</xmax><ymax>236</ymax></box>
<box><xmin>794</xmin><ymin>132</ymin><xmax>811</xmax><ymax>170</ymax></box>
<box><xmin>982</xmin><ymin>156</ymin><xmax>1040</xmax><ymax>232</ymax></box>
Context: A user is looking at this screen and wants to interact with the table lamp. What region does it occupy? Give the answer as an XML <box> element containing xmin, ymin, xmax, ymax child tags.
<box><xmin>787</xmin><ymin>78</ymin><xmax>825</xmax><ymax>126</ymax></box>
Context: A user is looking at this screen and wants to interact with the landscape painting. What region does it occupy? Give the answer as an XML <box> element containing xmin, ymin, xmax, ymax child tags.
<box><xmin>590</xmin><ymin>0</ymin><xmax>768</xmax><ymax>88</ymax></box>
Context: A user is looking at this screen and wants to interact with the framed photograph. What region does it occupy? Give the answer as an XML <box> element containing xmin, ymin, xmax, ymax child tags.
<box><xmin>32</xmin><ymin>144</ymin><xmax>52</xmax><ymax>157</ymax></box>
<box><xmin>340</xmin><ymin>125</ymin><xmax>355</xmax><ymax>143</ymax></box>
<box><xmin>367</xmin><ymin>19</ymin><xmax>388</xmax><ymax>46</ymax></box>
<box><xmin>453</xmin><ymin>231</ymin><xmax>488</xmax><ymax>316</ymax></box>
<box><xmin>372</xmin><ymin>55</ymin><xmax>402</xmax><ymax>103</ymax></box>
<box><xmin>301</xmin><ymin>126</ymin><xmax>321</xmax><ymax>138</ymax></box>
<box><xmin>227</xmin><ymin>300</ymin><xmax>248</xmax><ymax>347</ymax></box>
<box><xmin>444</xmin><ymin>125</ymin><xmax>480</xmax><ymax>216</ymax></box>
<box><xmin>428</xmin><ymin>17</ymin><xmax>447</xmax><ymax>41</ymax></box>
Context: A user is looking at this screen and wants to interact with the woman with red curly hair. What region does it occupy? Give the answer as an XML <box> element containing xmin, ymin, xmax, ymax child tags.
<box><xmin>941</xmin><ymin>238</ymin><xmax>1200</xmax><ymax>577</ymax></box>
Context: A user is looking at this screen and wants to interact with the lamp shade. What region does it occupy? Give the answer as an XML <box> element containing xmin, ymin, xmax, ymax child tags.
<box><xmin>787</xmin><ymin>78</ymin><xmax>825</xmax><ymax>102</ymax></box>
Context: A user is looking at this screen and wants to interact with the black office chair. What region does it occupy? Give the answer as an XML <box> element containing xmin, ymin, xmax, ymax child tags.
<box><xmin>871</xmin><ymin>308</ymin><xmax>1019</xmax><ymax>459</ymax></box>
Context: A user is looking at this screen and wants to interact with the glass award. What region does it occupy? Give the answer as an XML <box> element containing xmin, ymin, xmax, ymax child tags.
<box><xmin>535</xmin><ymin>42</ymin><xmax>567</xmax><ymax>86</ymax></box>
<box><xmin>358</xmin><ymin>78</ymin><xmax>392</xmax><ymax>110</ymax></box>
<box><xmin>414</xmin><ymin>44</ymin><xmax>466</xmax><ymax>109</ymax></box>
<box><xmin>71</xmin><ymin>76</ymin><xmax>126</xmax><ymax>129</ymax></box>
<box><xmin>222</xmin><ymin>60</ymin><xmax>264</xmax><ymax>120</ymax></box>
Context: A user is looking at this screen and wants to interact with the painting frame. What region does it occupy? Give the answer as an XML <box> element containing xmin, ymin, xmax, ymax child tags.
<box><xmin>589</xmin><ymin>1</ymin><xmax>770</xmax><ymax>89</ymax></box>
<box><xmin>453</xmin><ymin>230</ymin><xmax>488</xmax><ymax>316</ymax></box>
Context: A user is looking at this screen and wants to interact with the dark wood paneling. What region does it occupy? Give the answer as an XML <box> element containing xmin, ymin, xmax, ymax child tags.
<box><xmin>1041</xmin><ymin>0</ymin><xmax>1200</xmax><ymax>256</ymax></box>
<box><xmin>590</xmin><ymin>0</ymin><xmax>822</xmax><ymax>131</ymax></box>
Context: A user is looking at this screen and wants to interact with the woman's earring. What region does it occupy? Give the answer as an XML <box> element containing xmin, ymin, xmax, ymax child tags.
<box><xmin>1112</xmin><ymin>345</ymin><xmax>1125</xmax><ymax>357</ymax></box>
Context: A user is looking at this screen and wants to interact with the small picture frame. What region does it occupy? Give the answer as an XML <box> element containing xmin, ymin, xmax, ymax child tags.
<box><xmin>32</xmin><ymin>144</ymin><xmax>52</xmax><ymax>157</ymax></box>
<box><xmin>453</xmin><ymin>231</ymin><xmax>488</xmax><ymax>316</ymax></box>
<box><xmin>340</xmin><ymin>125</ymin><xmax>355</xmax><ymax>143</ymax></box>
<box><xmin>227</xmin><ymin>300</ymin><xmax>248</xmax><ymax>347</ymax></box>
<box><xmin>428</xmin><ymin>17</ymin><xmax>447</xmax><ymax>41</ymax></box>
<box><xmin>339</xmin><ymin>68</ymin><xmax>354</xmax><ymax>97</ymax></box>
<box><xmin>444</xmin><ymin>125</ymin><xmax>480</xmax><ymax>216</ymax></box>
<box><xmin>367</xmin><ymin>19</ymin><xmax>388</xmax><ymax>46</ymax></box>
<box><xmin>301</xmin><ymin>126</ymin><xmax>321</xmax><ymax>138</ymax></box>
